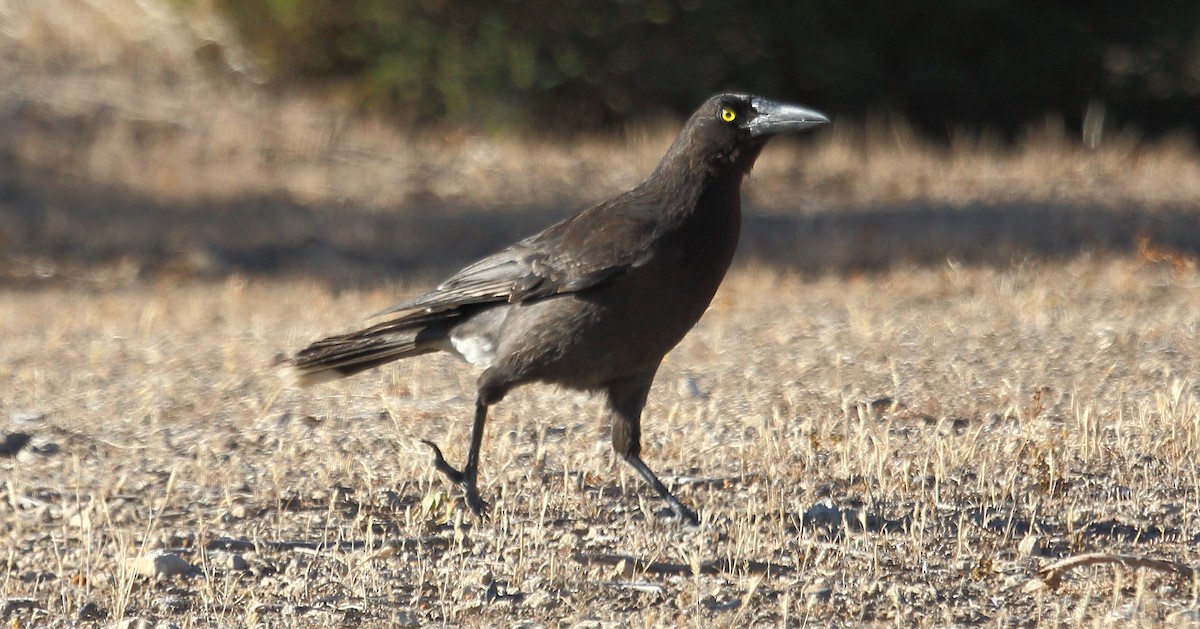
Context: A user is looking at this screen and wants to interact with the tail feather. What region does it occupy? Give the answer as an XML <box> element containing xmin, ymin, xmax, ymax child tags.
<box><xmin>291</xmin><ymin>320</ymin><xmax>449</xmax><ymax>387</ymax></box>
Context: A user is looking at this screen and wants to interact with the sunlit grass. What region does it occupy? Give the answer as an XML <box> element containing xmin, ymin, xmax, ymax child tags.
<box><xmin>3</xmin><ymin>259</ymin><xmax>1200</xmax><ymax>626</ymax></box>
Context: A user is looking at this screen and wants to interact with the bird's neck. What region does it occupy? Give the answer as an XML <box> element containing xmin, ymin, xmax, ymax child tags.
<box><xmin>646</xmin><ymin>143</ymin><xmax>762</xmax><ymax>227</ymax></box>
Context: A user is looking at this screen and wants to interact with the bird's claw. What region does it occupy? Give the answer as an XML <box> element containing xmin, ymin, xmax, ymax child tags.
<box><xmin>463</xmin><ymin>486</ymin><xmax>491</xmax><ymax>518</ymax></box>
<box><xmin>420</xmin><ymin>439</ymin><xmax>490</xmax><ymax>518</ymax></box>
<box><xmin>420</xmin><ymin>439</ymin><xmax>464</xmax><ymax>483</ymax></box>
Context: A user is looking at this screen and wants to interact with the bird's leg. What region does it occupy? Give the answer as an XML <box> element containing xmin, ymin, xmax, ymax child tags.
<box><xmin>420</xmin><ymin>398</ymin><xmax>490</xmax><ymax>518</ymax></box>
<box><xmin>608</xmin><ymin>371</ymin><xmax>700</xmax><ymax>525</ymax></box>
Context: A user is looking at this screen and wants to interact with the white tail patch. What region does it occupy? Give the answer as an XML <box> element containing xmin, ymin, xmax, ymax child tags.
<box><xmin>449</xmin><ymin>334</ymin><xmax>496</xmax><ymax>369</ymax></box>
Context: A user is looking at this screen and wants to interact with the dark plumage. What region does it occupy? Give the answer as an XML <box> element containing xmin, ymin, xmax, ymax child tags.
<box><xmin>293</xmin><ymin>94</ymin><xmax>829</xmax><ymax>524</ymax></box>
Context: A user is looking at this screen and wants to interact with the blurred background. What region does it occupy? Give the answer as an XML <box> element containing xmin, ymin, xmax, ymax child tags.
<box><xmin>2</xmin><ymin>0</ymin><xmax>1199</xmax><ymax>285</ymax></box>
<box><xmin>209</xmin><ymin>0</ymin><xmax>1200</xmax><ymax>138</ymax></box>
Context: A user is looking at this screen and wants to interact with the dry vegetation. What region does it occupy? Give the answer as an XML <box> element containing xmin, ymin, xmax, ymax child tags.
<box><xmin>3</xmin><ymin>1</ymin><xmax>1200</xmax><ymax>627</ymax></box>
<box><xmin>5</xmin><ymin>260</ymin><xmax>1200</xmax><ymax>628</ymax></box>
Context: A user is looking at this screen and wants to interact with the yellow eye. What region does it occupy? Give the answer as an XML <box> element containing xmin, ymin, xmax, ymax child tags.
<box><xmin>720</xmin><ymin>107</ymin><xmax>737</xmax><ymax>123</ymax></box>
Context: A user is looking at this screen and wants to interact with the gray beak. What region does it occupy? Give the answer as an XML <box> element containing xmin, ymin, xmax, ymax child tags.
<box><xmin>746</xmin><ymin>97</ymin><xmax>830</xmax><ymax>138</ymax></box>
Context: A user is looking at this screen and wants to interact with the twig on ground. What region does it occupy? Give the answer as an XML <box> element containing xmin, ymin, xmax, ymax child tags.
<box><xmin>1023</xmin><ymin>552</ymin><xmax>1196</xmax><ymax>593</ymax></box>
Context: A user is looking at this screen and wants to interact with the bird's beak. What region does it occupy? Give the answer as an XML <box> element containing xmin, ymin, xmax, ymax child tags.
<box><xmin>746</xmin><ymin>97</ymin><xmax>830</xmax><ymax>138</ymax></box>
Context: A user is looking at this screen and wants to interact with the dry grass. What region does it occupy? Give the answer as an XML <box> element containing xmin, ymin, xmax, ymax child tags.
<box><xmin>4</xmin><ymin>1</ymin><xmax>1200</xmax><ymax>627</ymax></box>
<box><xmin>4</xmin><ymin>260</ymin><xmax>1200</xmax><ymax>627</ymax></box>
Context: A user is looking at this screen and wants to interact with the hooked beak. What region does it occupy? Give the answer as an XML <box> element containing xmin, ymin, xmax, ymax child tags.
<box><xmin>746</xmin><ymin>97</ymin><xmax>830</xmax><ymax>138</ymax></box>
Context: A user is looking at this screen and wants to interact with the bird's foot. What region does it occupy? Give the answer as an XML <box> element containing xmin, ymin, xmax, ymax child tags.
<box><xmin>671</xmin><ymin>502</ymin><xmax>701</xmax><ymax>527</ymax></box>
<box><xmin>420</xmin><ymin>439</ymin><xmax>491</xmax><ymax>518</ymax></box>
<box><xmin>462</xmin><ymin>484</ymin><xmax>491</xmax><ymax>519</ymax></box>
<box><xmin>621</xmin><ymin>453</ymin><xmax>701</xmax><ymax>526</ymax></box>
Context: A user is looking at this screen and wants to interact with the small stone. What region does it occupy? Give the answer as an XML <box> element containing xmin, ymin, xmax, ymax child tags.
<box><xmin>78</xmin><ymin>601</ymin><xmax>107</xmax><ymax>621</ymax></box>
<box><xmin>113</xmin><ymin>618</ymin><xmax>156</xmax><ymax>629</ymax></box>
<box><xmin>522</xmin><ymin>591</ymin><xmax>551</xmax><ymax>610</ymax></box>
<box><xmin>222</xmin><ymin>553</ymin><xmax>248</xmax><ymax>571</ymax></box>
<box><xmin>1018</xmin><ymin>534</ymin><xmax>1044</xmax><ymax>556</ymax></box>
<box><xmin>31</xmin><ymin>438</ymin><xmax>60</xmax><ymax>455</ymax></box>
<box><xmin>0</xmin><ymin>432</ymin><xmax>32</xmax><ymax>457</ymax></box>
<box><xmin>681</xmin><ymin>378</ymin><xmax>707</xmax><ymax>400</ymax></box>
<box><xmin>132</xmin><ymin>551</ymin><xmax>195</xmax><ymax>579</ymax></box>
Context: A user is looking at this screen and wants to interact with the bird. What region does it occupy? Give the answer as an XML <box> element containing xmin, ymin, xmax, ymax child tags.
<box><xmin>292</xmin><ymin>94</ymin><xmax>829</xmax><ymax>525</ymax></box>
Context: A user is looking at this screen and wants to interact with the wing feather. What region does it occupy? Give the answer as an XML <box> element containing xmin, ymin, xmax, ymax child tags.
<box><xmin>372</xmin><ymin>196</ymin><xmax>660</xmax><ymax>324</ymax></box>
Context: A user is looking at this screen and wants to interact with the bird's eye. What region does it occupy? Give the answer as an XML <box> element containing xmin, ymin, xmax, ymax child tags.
<box><xmin>720</xmin><ymin>107</ymin><xmax>737</xmax><ymax>123</ymax></box>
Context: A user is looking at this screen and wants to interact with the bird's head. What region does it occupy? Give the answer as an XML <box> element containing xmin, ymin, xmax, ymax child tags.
<box><xmin>672</xmin><ymin>93</ymin><xmax>829</xmax><ymax>174</ymax></box>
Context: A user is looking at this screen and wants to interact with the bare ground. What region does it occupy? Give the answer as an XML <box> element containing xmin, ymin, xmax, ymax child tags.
<box><xmin>3</xmin><ymin>1</ymin><xmax>1200</xmax><ymax>627</ymax></box>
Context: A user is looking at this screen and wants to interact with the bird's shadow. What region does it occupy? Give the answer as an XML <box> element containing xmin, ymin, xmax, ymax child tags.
<box><xmin>2</xmin><ymin>160</ymin><xmax>1197</xmax><ymax>288</ymax></box>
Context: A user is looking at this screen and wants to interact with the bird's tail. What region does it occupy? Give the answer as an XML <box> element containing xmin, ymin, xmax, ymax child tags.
<box><xmin>291</xmin><ymin>318</ymin><xmax>448</xmax><ymax>387</ymax></box>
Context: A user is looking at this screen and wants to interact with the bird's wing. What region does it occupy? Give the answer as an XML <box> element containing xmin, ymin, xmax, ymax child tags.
<box><xmin>375</xmin><ymin>197</ymin><xmax>659</xmax><ymax>320</ymax></box>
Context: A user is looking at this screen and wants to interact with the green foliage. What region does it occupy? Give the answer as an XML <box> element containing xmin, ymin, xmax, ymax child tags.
<box><xmin>212</xmin><ymin>0</ymin><xmax>1200</xmax><ymax>136</ymax></box>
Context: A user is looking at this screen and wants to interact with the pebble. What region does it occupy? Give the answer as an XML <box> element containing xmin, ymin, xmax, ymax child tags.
<box><xmin>31</xmin><ymin>438</ymin><xmax>59</xmax><ymax>455</ymax></box>
<box><xmin>1017</xmin><ymin>534</ymin><xmax>1044</xmax><ymax>556</ymax></box>
<box><xmin>219</xmin><ymin>553</ymin><xmax>248</xmax><ymax>571</ymax></box>
<box><xmin>78</xmin><ymin>601</ymin><xmax>107</xmax><ymax>621</ymax></box>
<box><xmin>1</xmin><ymin>432</ymin><xmax>32</xmax><ymax>457</ymax></box>
<box><xmin>522</xmin><ymin>590</ymin><xmax>552</xmax><ymax>610</ymax></box>
<box><xmin>113</xmin><ymin>619</ymin><xmax>155</xmax><ymax>629</ymax></box>
<box><xmin>131</xmin><ymin>551</ymin><xmax>195</xmax><ymax>579</ymax></box>
<box><xmin>681</xmin><ymin>377</ymin><xmax>707</xmax><ymax>400</ymax></box>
